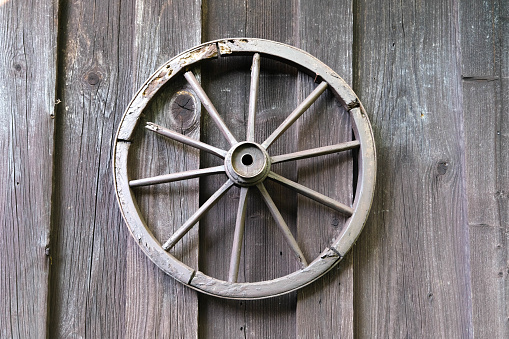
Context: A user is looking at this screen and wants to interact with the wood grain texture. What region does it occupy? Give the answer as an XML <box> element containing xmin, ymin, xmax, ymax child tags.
<box><xmin>460</xmin><ymin>0</ymin><xmax>509</xmax><ymax>337</ymax></box>
<box><xmin>0</xmin><ymin>0</ymin><xmax>57</xmax><ymax>337</ymax></box>
<box><xmin>295</xmin><ymin>1</ymin><xmax>354</xmax><ymax>338</ymax></box>
<box><xmin>49</xmin><ymin>0</ymin><xmax>202</xmax><ymax>337</ymax></box>
<box><xmin>500</xmin><ymin>0</ymin><xmax>509</xmax><ymax>234</ymax></box>
<box><xmin>48</xmin><ymin>0</ymin><xmax>133</xmax><ymax>337</ymax></box>
<box><xmin>353</xmin><ymin>0</ymin><xmax>473</xmax><ymax>337</ymax></box>
<box><xmin>461</xmin><ymin>0</ymin><xmax>502</xmax><ymax>227</ymax></box>
<box><xmin>199</xmin><ymin>0</ymin><xmax>299</xmax><ymax>337</ymax></box>
<box><xmin>124</xmin><ymin>1</ymin><xmax>202</xmax><ymax>338</ymax></box>
<box><xmin>468</xmin><ymin>225</ymin><xmax>508</xmax><ymax>338</ymax></box>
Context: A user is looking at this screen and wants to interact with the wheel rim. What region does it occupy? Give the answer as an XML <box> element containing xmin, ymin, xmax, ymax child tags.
<box><xmin>113</xmin><ymin>38</ymin><xmax>376</xmax><ymax>299</ymax></box>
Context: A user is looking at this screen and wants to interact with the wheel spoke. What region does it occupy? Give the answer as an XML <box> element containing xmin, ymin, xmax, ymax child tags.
<box><xmin>228</xmin><ymin>186</ymin><xmax>249</xmax><ymax>282</ymax></box>
<box><xmin>257</xmin><ymin>183</ymin><xmax>308</xmax><ymax>267</ymax></box>
<box><xmin>129</xmin><ymin>165</ymin><xmax>225</xmax><ymax>187</ymax></box>
<box><xmin>247</xmin><ymin>53</ymin><xmax>261</xmax><ymax>142</ymax></box>
<box><xmin>146</xmin><ymin>122</ymin><xmax>227</xmax><ymax>158</ymax></box>
<box><xmin>268</xmin><ymin>172</ymin><xmax>354</xmax><ymax>216</ymax></box>
<box><xmin>261</xmin><ymin>81</ymin><xmax>328</xmax><ymax>149</ymax></box>
<box><xmin>184</xmin><ymin>71</ymin><xmax>238</xmax><ymax>146</ymax></box>
<box><xmin>162</xmin><ymin>179</ymin><xmax>234</xmax><ymax>250</ymax></box>
<box><xmin>271</xmin><ymin>140</ymin><xmax>360</xmax><ymax>164</ymax></box>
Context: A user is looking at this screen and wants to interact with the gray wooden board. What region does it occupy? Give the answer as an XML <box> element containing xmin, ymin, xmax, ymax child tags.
<box><xmin>48</xmin><ymin>0</ymin><xmax>133</xmax><ymax>337</ymax></box>
<box><xmin>295</xmin><ymin>1</ymin><xmax>354</xmax><ymax>338</ymax></box>
<box><xmin>461</xmin><ymin>0</ymin><xmax>502</xmax><ymax>227</ymax></box>
<box><xmin>497</xmin><ymin>104</ymin><xmax>509</xmax><ymax>336</ymax></box>
<box><xmin>353</xmin><ymin>0</ymin><xmax>472</xmax><ymax>337</ymax></box>
<box><xmin>500</xmin><ymin>0</ymin><xmax>509</xmax><ymax>234</ymax></box>
<box><xmin>0</xmin><ymin>0</ymin><xmax>57</xmax><ymax>337</ymax></box>
<box><xmin>469</xmin><ymin>225</ymin><xmax>508</xmax><ymax>339</ymax></box>
<box><xmin>124</xmin><ymin>1</ymin><xmax>201</xmax><ymax>338</ymax></box>
<box><xmin>460</xmin><ymin>0</ymin><xmax>509</xmax><ymax>337</ymax></box>
<box><xmin>198</xmin><ymin>0</ymin><xmax>299</xmax><ymax>337</ymax></box>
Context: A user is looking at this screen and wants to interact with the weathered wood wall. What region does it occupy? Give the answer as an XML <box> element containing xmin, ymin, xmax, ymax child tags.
<box><xmin>0</xmin><ymin>0</ymin><xmax>57</xmax><ymax>337</ymax></box>
<box><xmin>460</xmin><ymin>0</ymin><xmax>508</xmax><ymax>337</ymax></box>
<box><xmin>354</xmin><ymin>0</ymin><xmax>472</xmax><ymax>336</ymax></box>
<box><xmin>0</xmin><ymin>0</ymin><xmax>507</xmax><ymax>338</ymax></box>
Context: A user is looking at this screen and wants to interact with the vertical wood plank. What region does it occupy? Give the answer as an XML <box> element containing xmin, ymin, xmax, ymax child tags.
<box><xmin>460</xmin><ymin>0</ymin><xmax>509</xmax><ymax>337</ymax></box>
<box><xmin>460</xmin><ymin>0</ymin><xmax>502</xmax><ymax>227</ymax></box>
<box><xmin>500</xmin><ymin>0</ymin><xmax>509</xmax><ymax>235</ymax></box>
<box><xmin>295</xmin><ymin>1</ymin><xmax>354</xmax><ymax>338</ymax></box>
<box><xmin>125</xmin><ymin>1</ymin><xmax>202</xmax><ymax>337</ymax></box>
<box><xmin>353</xmin><ymin>0</ymin><xmax>473</xmax><ymax>337</ymax></box>
<box><xmin>501</xmin><ymin>1</ymin><xmax>509</xmax><ymax>332</ymax></box>
<box><xmin>50</xmin><ymin>0</ymin><xmax>202</xmax><ymax>337</ymax></box>
<box><xmin>468</xmin><ymin>225</ymin><xmax>508</xmax><ymax>338</ymax></box>
<box><xmin>48</xmin><ymin>0</ymin><xmax>134</xmax><ymax>337</ymax></box>
<box><xmin>0</xmin><ymin>0</ymin><xmax>57</xmax><ymax>337</ymax></box>
<box><xmin>199</xmin><ymin>1</ymin><xmax>299</xmax><ymax>337</ymax></box>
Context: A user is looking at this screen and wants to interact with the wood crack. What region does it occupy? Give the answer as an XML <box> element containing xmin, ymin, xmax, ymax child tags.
<box><xmin>461</xmin><ymin>76</ymin><xmax>500</xmax><ymax>82</ymax></box>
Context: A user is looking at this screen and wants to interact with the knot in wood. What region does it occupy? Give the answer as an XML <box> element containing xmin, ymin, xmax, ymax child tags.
<box><xmin>436</xmin><ymin>161</ymin><xmax>448</xmax><ymax>175</ymax></box>
<box><xmin>169</xmin><ymin>90</ymin><xmax>199</xmax><ymax>132</ymax></box>
<box><xmin>86</xmin><ymin>72</ymin><xmax>100</xmax><ymax>85</ymax></box>
<box><xmin>82</xmin><ymin>65</ymin><xmax>104</xmax><ymax>87</ymax></box>
<box><xmin>12</xmin><ymin>60</ymin><xmax>25</xmax><ymax>77</ymax></box>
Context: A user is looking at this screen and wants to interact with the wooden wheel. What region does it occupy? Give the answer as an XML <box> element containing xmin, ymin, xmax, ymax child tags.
<box><xmin>113</xmin><ymin>38</ymin><xmax>376</xmax><ymax>299</ymax></box>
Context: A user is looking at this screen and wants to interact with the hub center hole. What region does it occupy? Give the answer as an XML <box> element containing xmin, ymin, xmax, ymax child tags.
<box><xmin>241</xmin><ymin>154</ymin><xmax>254</xmax><ymax>166</ymax></box>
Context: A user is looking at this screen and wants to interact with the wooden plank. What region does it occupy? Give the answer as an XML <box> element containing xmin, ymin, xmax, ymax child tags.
<box><xmin>125</xmin><ymin>1</ymin><xmax>202</xmax><ymax>338</ymax></box>
<box><xmin>460</xmin><ymin>0</ymin><xmax>501</xmax><ymax>227</ymax></box>
<box><xmin>198</xmin><ymin>0</ymin><xmax>299</xmax><ymax>337</ymax></box>
<box><xmin>47</xmin><ymin>0</ymin><xmax>134</xmax><ymax>337</ymax></box>
<box><xmin>353</xmin><ymin>0</ymin><xmax>473</xmax><ymax>337</ymax></box>
<box><xmin>469</xmin><ymin>225</ymin><xmax>508</xmax><ymax>338</ymax></box>
<box><xmin>0</xmin><ymin>0</ymin><xmax>57</xmax><ymax>338</ymax></box>
<box><xmin>125</xmin><ymin>0</ymin><xmax>202</xmax><ymax>331</ymax></box>
<box><xmin>49</xmin><ymin>0</ymin><xmax>202</xmax><ymax>337</ymax></box>
<box><xmin>460</xmin><ymin>0</ymin><xmax>509</xmax><ymax>337</ymax></box>
<box><xmin>500</xmin><ymin>0</ymin><xmax>509</xmax><ymax>234</ymax></box>
<box><xmin>126</xmin><ymin>86</ymin><xmax>201</xmax><ymax>337</ymax></box>
<box><xmin>295</xmin><ymin>1</ymin><xmax>354</xmax><ymax>338</ymax></box>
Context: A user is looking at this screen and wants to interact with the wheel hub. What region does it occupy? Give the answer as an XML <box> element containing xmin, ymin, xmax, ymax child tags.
<box><xmin>225</xmin><ymin>141</ymin><xmax>271</xmax><ymax>186</ymax></box>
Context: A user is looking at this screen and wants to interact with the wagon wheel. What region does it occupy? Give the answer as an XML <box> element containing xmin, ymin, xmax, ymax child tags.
<box><xmin>113</xmin><ymin>38</ymin><xmax>376</xmax><ymax>299</ymax></box>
